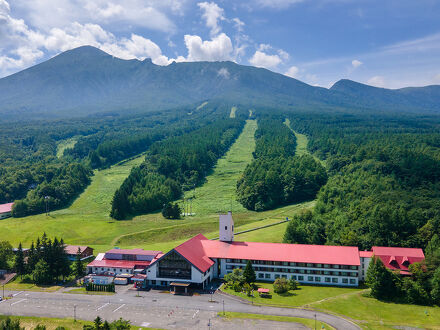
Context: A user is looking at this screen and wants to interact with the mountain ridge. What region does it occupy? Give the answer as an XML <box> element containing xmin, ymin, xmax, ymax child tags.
<box><xmin>0</xmin><ymin>45</ymin><xmax>439</xmax><ymax>120</ymax></box>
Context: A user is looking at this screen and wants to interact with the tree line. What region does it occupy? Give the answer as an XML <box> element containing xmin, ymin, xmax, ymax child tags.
<box><xmin>237</xmin><ymin>117</ymin><xmax>327</xmax><ymax>211</ymax></box>
<box><xmin>110</xmin><ymin>118</ymin><xmax>245</xmax><ymax>219</ymax></box>
<box><xmin>283</xmin><ymin>112</ymin><xmax>440</xmax><ymax>251</ymax></box>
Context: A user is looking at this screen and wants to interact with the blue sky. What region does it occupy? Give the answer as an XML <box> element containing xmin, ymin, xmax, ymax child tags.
<box><xmin>1</xmin><ymin>0</ymin><xmax>439</xmax><ymax>88</ymax></box>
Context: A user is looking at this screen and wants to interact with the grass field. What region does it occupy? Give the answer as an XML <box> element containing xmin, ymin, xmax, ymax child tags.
<box><xmin>224</xmin><ymin>281</ymin><xmax>440</xmax><ymax>329</ymax></box>
<box><xmin>56</xmin><ymin>136</ymin><xmax>78</xmax><ymax>158</ymax></box>
<box><xmin>5</xmin><ymin>276</ymin><xmax>62</xmax><ymax>292</ymax></box>
<box><xmin>219</xmin><ymin>312</ymin><xmax>334</xmax><ymax>329</ymax></box>
<box><xmin>0</xmin><ymin>119</ymin><xmax>314</xmax><ymax>254</ymax></box>
<box><xmin>66</xmin><ymin>287</ymin><xmax>114</xmax><ymax>295</ymax></box>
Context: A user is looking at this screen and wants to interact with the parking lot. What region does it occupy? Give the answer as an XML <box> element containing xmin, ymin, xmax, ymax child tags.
<box><xmin>0</xmin><ymin>286</ymin><xmax>359</xmax><ymax>329</ymax></box>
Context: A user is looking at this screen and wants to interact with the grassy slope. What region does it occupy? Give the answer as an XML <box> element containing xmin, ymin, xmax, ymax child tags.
<box><xmin>55</xmin><ymin>136</ymin><xmax>78</xmax><ymax>158</ymax></box>
<box><xmin>1</xmin><ymin>119</ymin><xmax>314</xmax><ymax>254</ymax></box>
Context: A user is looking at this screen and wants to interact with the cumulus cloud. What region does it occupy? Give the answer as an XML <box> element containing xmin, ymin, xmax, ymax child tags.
<box><xmin>367</xmin><ymin>75</ymin><xmax>385</xmax><ymax>87</ymax></box>
<box><xmin>217</xmin><ymin>67</ymin><xmax>230</xmax><ymax>79</ymax></box>
<box><xmin>249</xmin><ymin>50</ymin><xmax>282</xmax><ymax>69</ymax></box>
<box><xmin>351</xmin><ymin>59</ymin><xmax>362</xmax><ymax>68</ymax></box>
<box><xmin>183</xmin><ymin>33</ymin><xmax>234</xmax><ymax>62</ymax></box>
<box><xmin>13</xmin><ymin>0</ymin><xmax>178</xmax><ymax>33</ymax></box>
<box><xmin>198</xmin><ymin>2</ymin><xmax>224</xmax><ymax>36</ymax></box>
<box><xmin>232</xmin><ymin>17</ymin><xmax>245</xmax><ymax>32</ymax></box>
<box><xmin>285</xmin><ymin>66</ymin><xmax>299</xmax><ymax>78</ymax></box>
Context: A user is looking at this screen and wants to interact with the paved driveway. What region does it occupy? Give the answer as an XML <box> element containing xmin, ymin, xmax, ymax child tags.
<box><xmin>0</xmin><ymin>288</ymin><xmax>359</xmax><ymax>329</ymax></box>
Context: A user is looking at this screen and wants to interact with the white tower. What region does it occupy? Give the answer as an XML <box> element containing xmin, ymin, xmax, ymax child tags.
<box><xmin>219</xmin><ymin>211</ymin><xmax>234</xmax><ymax>242</ymax></box>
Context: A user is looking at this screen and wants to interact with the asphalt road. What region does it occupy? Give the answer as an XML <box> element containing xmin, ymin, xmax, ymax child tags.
<box><xmin>0</xmin><ymin>287</ymin><xmax>360</xmax><ymax>330</ymax></box>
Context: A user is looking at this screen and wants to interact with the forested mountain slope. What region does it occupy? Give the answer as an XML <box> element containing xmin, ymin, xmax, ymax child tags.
<box><xmin>1</xmin><ymin>46</ymin><xmax>439</xmax><ymax>120</ymax></box>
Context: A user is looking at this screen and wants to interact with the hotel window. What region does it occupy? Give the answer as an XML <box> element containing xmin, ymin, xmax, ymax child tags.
<box><xmin>351</xmin><ymin>266</ymin><xmax>358</xmax><ymax>270</ymax></box>
<box><xmin>306</xmin><ymin>270</ymin><xmax>312</xmax><ymax>274</ymax></box>
<box><xmin>332</xmin><ymin>264</ymin><xmax>340</xmax><ymax>269</ymax></box>
<box><xmin>350</xmin><ymin>279</ymin><xmax>356</xmax><ymax>285</ymax></box>
<box><xmin>258</xmin><ymin>273</ymin><xmax>264</xmax><ymax>279</ymax></box>
<box><xmin>332</xmin><ymin>278</ymin><xmax>338</xmax><ymax>283</ymax></box>
<box><xmin>298</xmin><ymin>263</ymin><xmax>305</xmax><ymax>267</ymax></box>
<box><xmin>324</xmin><ymin>264</ymin><xmax>330</xmax><ymax>268</ymax></box>
<box><xmin>332</xmin><ymin>271</ymin><xmax>340</xmax><ymax>276</ymax></box>
<box><xmin>283</xmin><ymin>262</ymin><xmax>288</xmax><ymax>266</ymax></box>
<box><xmin>282</xmin><ymin>275</ymin><xmax>287</xmax><ymax>279</ymax></box>
<box><xmin>308</xmin><ymin>276</ymin><xmax>313</xmax><ymax>281</ymax></box>
<box><xmin>265</xmin><ymin>273</ymin><xmax>271</xmax><ymax>279</ymax></box>
<box><xmin>325</xmin><ymin>277</ymin><xmax>331</xmax><ymax>283</ymax></box>
<box><xmin>289</xmin><ymin>262</ymin><xmax>296</xmax><ymax>266</ymax></box>
<box><xmin>292</xmin><ymin>275</ymin><xmax>297</xmax><ymax>280</ymax></box>
<box><xmin>342</xmin><ymin>278</ymin><xmax>348</xmax><ymax>284</ymax></box>
<box><xmin>307</xmin><ymin>263</ymin><xmax>313</xmax><ymax>267</ymax></box>
<box><xmin>315</xmin><ymin>277</ymin><xmax>321</xmax><ymax>282</ymax></box>
<box><xmin>275</xmin><ymin>274</ymin><xmax>280</xmax><ymax>279</ymax></box>
<box><xmin>299</xmin><ymin>269</ymin><xmax>305</xmax><ymax>274</ymax></box>
<box><xmin>298</xmin><ymin>276</ymin><xmax>304</xmax><ymax>281</ymax></box>
<box><xmin>316</xmin><ymin>264</ymin><xmax>322</xmax><ymax>268</ymax></box>
<box><xmin>226</xmin><ymin>265</ymin><xmax>234</xmax><ymax>270</ymax></box>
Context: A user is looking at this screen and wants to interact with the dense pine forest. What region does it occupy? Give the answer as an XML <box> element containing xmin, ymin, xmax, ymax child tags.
<box><xmin>236</xmin><ymin>116</ymin><xmax>327</xmax><ymax>211</ymax></box>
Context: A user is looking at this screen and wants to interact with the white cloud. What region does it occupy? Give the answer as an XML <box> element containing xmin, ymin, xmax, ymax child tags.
<box><xmin>256</xmin><ymin>0</ymin><xmax>305</xmax><ymax>9</ymax></box>
<box><xmin>13</xmin><ymin>0</ymin><xmax>178</xmax><ymax>33</ymax></box>
<box><xmin>217</xmin><ymin>67</ymin><xmax>230</xmax><ymax>79</ymax></box>
<box><xmin>183</xmin><ymin>33</ymin><xmax>234</xmax><ymax>62</ymax></box>
<box><xmin>197</xmin><ymin>2</ymin><xmax>224</xmax><ymax>36</ymax></box>
<box><xmin>285</xmin><ymin>66</ymin><xmax>299</xmax><ymax>78</ymax></box>
<box><xmin>249</xmin><ymin>50</ymin><xmax>282</xmax><ymax>69</ymax></box>
<box><xmin>278</xmin><ymin>49</ymin><xmax>289</xmax><ymax>61</ymax></box>
<box><xmin>351</xmin><ymin>59</ymin><xmax>362</xmax><ymax>68</ymax></box>
<box><xmin>232</xmin><ymin>17</ymin><xmax>245</xmax><ymax>32</ymax></box>
<box><xmin>367</xmin><ymin>75</ymin><xmax>385</xmax><ymax>88</ymax></box>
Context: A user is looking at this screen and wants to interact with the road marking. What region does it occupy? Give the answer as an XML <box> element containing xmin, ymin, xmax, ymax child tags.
<box><xmin>192</xmin><ymin>310</ymin><xmax>199</xmax><ymax>319</ymax></box>
<box><xmin>113</xmin><ymin>304</ymin><xmax>125</xmax><ymax>313</ymax></box>
<box><xmin>140</xmin><ymin>323</ymin><xmax>150</xmax><ymax>327</ymax></box>
<box><xmin>11</xmin><ymin>299</ymin><xmax>26</xmax><ymax>306</ymax></box>
<box><xmin>96</xmin><ymin>302</ymin><xmax>110</xmax><ymax>311</ymax></box>
<box><xmin>12</xmin><ymin>291</ymin><xmax>24</xmax><ymax>297</ymax></box>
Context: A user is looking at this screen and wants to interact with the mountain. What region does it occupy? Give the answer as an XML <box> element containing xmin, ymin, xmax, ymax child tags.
<box><xmin>0</xmin><ymin>46</ymin><xmax>439</xmax><ymax>120</ymax></box>
<box><xmin>330</xmin><ymin>79</ymin><xmax>440</xmax><ymax>113</ymax></box>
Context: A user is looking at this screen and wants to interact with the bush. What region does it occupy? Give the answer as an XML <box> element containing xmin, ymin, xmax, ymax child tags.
<box><xmin>273</xmin><ymin>278</ymin><xmax>290</xmax><ymax>294</ymax></box>
<box><xmin>243</xmin><ymin>282</ymin><xmax>252</xmax><ymax>296</ymax></box>
<box><xmin>289</xmin><ymin>278</ymin><xmax>299</xmax><ymax>290</ymax></box>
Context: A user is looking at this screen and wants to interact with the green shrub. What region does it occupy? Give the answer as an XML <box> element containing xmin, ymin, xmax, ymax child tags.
<box><xmin>273</xmin><ymin>278</ymin><xmax>290</xmax><ymax>294</ymax></box>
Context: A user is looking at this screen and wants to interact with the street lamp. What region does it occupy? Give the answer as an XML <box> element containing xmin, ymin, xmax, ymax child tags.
<box><xmin>74</xmin><ymin>304</ymin><xmax>77</xmax><ymax>322</ymax></box>
<box><xmin>314</xmin><ymin>313</ymin><xmax>317</xmax><ymax>330</ymax></box>
<box><xmin>222</xmin><ymin>300</ymin><xmax>225</xmax><ymax>316</ymax></box>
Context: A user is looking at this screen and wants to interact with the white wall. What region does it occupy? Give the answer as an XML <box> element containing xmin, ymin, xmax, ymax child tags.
<box><xmin>219</xmin><ymin>212</ymin><xmax>234</xmax><ymax>242</ymax></box>
<box><xmin>359</xmin><ymin>257</ymin><xmax>372</xmax><ymax>281</ymax></box>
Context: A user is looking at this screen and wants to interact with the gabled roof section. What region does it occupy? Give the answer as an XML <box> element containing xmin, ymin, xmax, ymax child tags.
<box><xmin>372</xmin><ymin>246</ymin><xmax>425</xmax><ymax>274</ymax></box>
<box><xmin>65</xmin><ymin>245</ymin><xmax>91</xmax><ymax>255</ymax></box>
<box><xmin>174</xmin><ymin>234</ymin><xmax>215</xmax><ymax>273</ymax></box>
<box><xmin>359</xmin><ymin>251</ymin><xmax>373</xmax><ymax>258</ymax></box>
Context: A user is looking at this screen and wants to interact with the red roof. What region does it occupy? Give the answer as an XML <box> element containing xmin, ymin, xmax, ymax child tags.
<box><xmin>154</xmin><ymin>234</ymin><xmax>361</xmax><ymax>274</ymax></box>
<box><xmin>0</xmin><ymin>202</ymin><xmax>13</xmax><ymax>213</ymax></box>
<box><xmin>106</xmin><ymin>248</ymin><xmax>161</xmax><ymax>256</ymax></box>
<box><xmin>201</xmin><ymin>240</ymin><xmax>361</xmax><ymax>266</ymax></box>
<box><xmin>372</xmin><ymin>246</ymin><xmax>425</xmax><ymax>274</ymax></box>
<box><xmin>65</xmin><ymin>245</ymin><xmax>92</xmax><ymax>255</ymax></box>
<box><xmin>359</xmin><ymin>251</ymin><xmax>373</xmax><ymax>258</ymax></box>
<box><xmin>87</xmin><ymin>259</ymin><xmax>151</xmax><ymax>269</ymax></box>
<box><xmin>174</xmin><ymin>234</ymin><xmax>215</xmax><ymax>272</ymax></box>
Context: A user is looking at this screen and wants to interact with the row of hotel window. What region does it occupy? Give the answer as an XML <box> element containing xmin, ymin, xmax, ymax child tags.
<box><xmin>225</xmin><ymin>259</ymin><xmax>358</xmax><ymax>270</ymax></box>
<box><xmin>225</xmin><ymin>265</ymin><xmax>358</xmax><ymax>277</ymax></box>
<box><xmin>256</xmin><ymin>273</ymin><xmax>357</xmax><ymax>285</ymax></box>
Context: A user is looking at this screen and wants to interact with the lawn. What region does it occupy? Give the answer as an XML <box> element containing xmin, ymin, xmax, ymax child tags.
<box><xmin>223</xmin><ymin>282</ymin><xmax>363</xmax><ymax>307</ymax></box>
<box><xmin>218</xmin><ymin>312</ymin><xmax>334</xmax><ymax>329</ymax></box>
<box><xmin>4</xmin><ymin>276</ymin><xmax>62</xmax><ymax>292</ymax></box>
<box><xmin>313</xmin><ymin>290</ymin><xmax>440</xmax><ymax>329</ymax></box>
<box><xmin>66</xmin><ymin>287</ymin><xmax>114</xmax><ymax>295</ymax></box>
<box><xmin>0</xmin><ymin>315</ymin><xmax>153</xmax><ymax>330</ymax></box>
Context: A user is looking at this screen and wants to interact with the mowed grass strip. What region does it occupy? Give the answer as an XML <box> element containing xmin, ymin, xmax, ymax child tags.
<box><xmin>181</xmin><ymin>119</ymin><xmax>257</xmax><ymax>215</ymax></box>
<box><xmin>218</xmin><ymin>312</ymin><xmax>334</xmax><ymax>329</ymax></box>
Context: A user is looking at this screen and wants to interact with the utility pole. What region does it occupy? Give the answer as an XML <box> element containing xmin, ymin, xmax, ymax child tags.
<box><xmin>74</xmin><ymin>304</ymin><xmax>77</xmax><ymax>322</ymax></box>
<box><xmin>2</xmin><ymin>284</ymin><xmax>4</xmax><ymax>299</ymax></box>
<box><xmin>44</xmin><ymin>196</ymin><xmax>50</xmax><ymax>216</ymax></box>
<box><xmin>223</xmin><ymin>300</ymin><xmax>225</xmax><ymax>315</ymax></box>
<box><xmin>314</xmin><ymin>313</ymin><xmax>316</xmax><ymax>330</ymax></box>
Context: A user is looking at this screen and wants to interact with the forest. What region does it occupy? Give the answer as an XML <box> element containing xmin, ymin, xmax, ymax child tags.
<box><xmin>236</xmin><ymin>116</ymin><xmax>327</xmax><ymax>211</ymax></box>
<box><xmin>0</xmin><ymin>102</ymin><xmax>235</xmax><ymax>217</ymax></box>
<box><xmin>110</xmin><ymin>117</ymin><xmax>245</xmax><ymax>219</ymax></box>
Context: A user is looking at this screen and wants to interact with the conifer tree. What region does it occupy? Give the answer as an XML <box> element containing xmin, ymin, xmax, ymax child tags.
<box><xmin>366</xmin><ymin>256</ymin><xmax>397</xmax><ymax>300</ymax></box>
<box><xmin>14</xmin><ymin>242</ymin><xmax>26</xmax><ymax>278</ymax></box>
<box><xmin>243</xmin><ymin>260</ymin><xmax>256</xmax><ymax>284</ymax></box>
<box><xmin>74</xmin><ymin>247</ymin><xmax>85</xmax><ymax>278</ymax></box>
